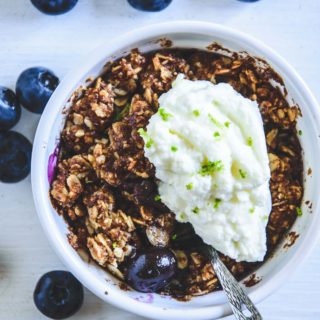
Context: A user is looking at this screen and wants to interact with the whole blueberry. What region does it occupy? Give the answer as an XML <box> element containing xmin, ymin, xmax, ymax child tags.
<box><xmin>16</xmin><ymin>67</ymin><xmax>59</xmax><ymax>114</ymax></box>
<box><xmin>127</xmin><ymin>0</ymin><xmax>172</xmax><ymax>12</ymax></box>
<box><xmin>126</xmin><ymin>247</ymin><xmax>177</xmax><ymax>292</ymax></box>
<box><xmin>31</xmin><ymin>0</ymin><xmax>78</xmax><ymax>15</ymax></box>
<box><xmin>0</xmin><ymin>87</ymin><xmax>21</xmax><ymax>131</ymax></box>
<box><xmin>0</xmin><ymin>131</ymin><xmax>32</xmax><ymax>183</ymax></box>
<box><xmin>34</xmin><ymin>271</ymin><xmax>84</xmax><ymax>319</ymax></box>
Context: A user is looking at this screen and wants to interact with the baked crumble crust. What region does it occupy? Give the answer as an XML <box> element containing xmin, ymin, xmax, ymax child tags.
<box><xmin>50</xmin><ymin>47</ymin><xmax>303</xmax><ymax>300</ymax></box>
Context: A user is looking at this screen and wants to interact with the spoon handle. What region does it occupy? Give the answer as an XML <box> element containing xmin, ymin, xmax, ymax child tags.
<box><xmin>208</xmin><ymin>247</ymin><xmax>263</xmax><ymax>320</ymax></box>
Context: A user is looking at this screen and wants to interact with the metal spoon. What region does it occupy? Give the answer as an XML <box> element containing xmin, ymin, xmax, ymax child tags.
<box><xmin>206</xmin><ymin>245</ymin><xmax>263</xmax><ymax>320</ymax></box>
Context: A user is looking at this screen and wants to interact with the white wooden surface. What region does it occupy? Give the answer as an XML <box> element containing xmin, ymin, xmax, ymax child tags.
<box><xmin>0</xmin><ymin>0</ymin><xmax>319</xmax><ymax>319</ymax></box>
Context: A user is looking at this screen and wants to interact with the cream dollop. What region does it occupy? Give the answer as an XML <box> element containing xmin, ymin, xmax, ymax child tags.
<box><xmin>140</xmin><ymin>75</ymin><xmax>271</xmax><ymax>262</ymax></box>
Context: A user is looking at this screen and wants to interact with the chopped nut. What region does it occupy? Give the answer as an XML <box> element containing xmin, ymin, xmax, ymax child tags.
<box><xmin>75</xmin><ymin>129</ymin><xmax>85</xmax><ymax>137</ymax></box>
<box><xmin>114</xmin><ymin>88</ymin><xmax>128</xmax><ymax>96</ymax></box>
<box><xmin>146</xmin><ymin>225</ymin><xmax>170</xmax><ymax>247</ymax></box>
<box><xmin>174</xmin><ymin>250</ymin><xmax>188</xmax><ymax>269</ymax></box>
<box><xmin>84</xmin><ymin>117</ymin><xmax>93</xmax><ymax>129</ymax></box>
<box><xmin>87</xmin><ymin>233</ymin><xmax>114</xmax><ymax>267</ymax></box>
<box><xmin>266</xmin><ymin>128</ymin><xmax>278</xmax><ymax>147</ymax></box>
<box><xmin>113</xmin><ymin>247</ymin><xmax>124</xmax><ymax>259</ymax></box>
<box><xmin>268</xmin><ymin>153</ymin><xmax>281</xmax><ymax>172</ymax></box>
<box><xmin>73</xmin><ymin>113</ymin><xmax>84</xmax><ymax>125</ymax></box>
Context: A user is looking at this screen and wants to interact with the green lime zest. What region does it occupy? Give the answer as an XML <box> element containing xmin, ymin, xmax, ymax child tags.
<box><xmin>193</xmin><ymin>109</ymin><xmax>200</xmax><ymax>117</ymax></box>
<box><xmin>138</xmin><ymin>128</ymin><xmax>154</xmax><ymax>149</ymax></box>
<box><xmin>192</xmin><ymin>207</ymin><xmax>200</xmax><ymax>214</ymax></box>
<box><xmin>239</xmin><ymin>169</ymin><xmax>247</xmax><ymax>179</ymax></box>
<box><xmin>224</xmin><ymin>121</ymin><xmax>231</xmax><ymax>128</ymax></box>
<box><xmin>179</xmin><ymin>212</ymin><xmax>186</xmax><ymax>221</ymax></box>
<box><xmin>213</xmin><ymin>198</ymin><xmax>222</xmax><ymax>209</ymax></box>
<box><xmin>154</xmin><ymin>195</ymin><xmax>161</xmax><ymax>201</ymax></box>
<box><xmin>186</xmin><ymin>183</ymin><xmax>193</xmax><ymax>190</ymax></box>
<box><xmin>159</xmin><ymin>107</ymin><xmax>172</xmax><ymax>121</ymax></box>
<box><xmin>296</xmin><ymin>207</ymin><xmax>303</xmax><ymax>217</ymax></box>
<box><xmin>171</xmin><ymin>145</ymin><xmax>178</xmax><ymax>152</ymax></box>
<box><xmin>172</xmin><ymin>234</ymin><xmax>177</xmax><ymax>240</ymax></box>
<box><xmin>249</xmin><ymin>208</ymin><xmax>255</xmax><ymax>214</ymax></box>
<box><xmin>247</xmin><ymin>137</ymin><xmax>253</xmax><ymax>146</ymax></box>
<box><xmin>199</xmin><ymin>159</ymin><xmax>224</xmax><ymax>176</ymax></box>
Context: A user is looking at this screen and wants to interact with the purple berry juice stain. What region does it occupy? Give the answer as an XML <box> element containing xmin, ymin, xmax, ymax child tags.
<box><xmin>47</xmin><ymin>144</ymin><xmax>59</xmax><ymax>184</ymax></box>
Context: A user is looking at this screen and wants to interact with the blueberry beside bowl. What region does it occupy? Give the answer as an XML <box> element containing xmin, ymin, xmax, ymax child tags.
<box><xmin>34</xmin><ymin>271</ymin><xmax>84</xmax><ymax>319</ymax></box>
<box><xmin>16</xmin><ymin>67</ymin><xmax>59</xmax><ymax>114</ymax></box>
<box><xmin>0</xmin><ymin>87</ymin><xmax>21</xmax><ymax>131</ymax></box>
<box><xmin>0</xmin><ymin>131</ymin><xmax>32</xmax><ymax>183</ymax></box>
<box><xmin>0</xmin><ymin>66</ymin><xmax>59</xmax><ymax>183</ymax></box>
<box><xmin>31</xmin><ymin>0</ymin><xmax>78</xmax><ymax>15</ymax></box>
<box><xmin>128</xmin><ymin>0</ymin><xmax>172</xmax><ymax>11</ymax></box>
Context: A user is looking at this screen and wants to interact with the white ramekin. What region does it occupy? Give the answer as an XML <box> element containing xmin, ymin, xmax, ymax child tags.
<box><xmin>31</xmin><ymin>21</ymin><xmax>320</xmax><ymax>320</ymax></box>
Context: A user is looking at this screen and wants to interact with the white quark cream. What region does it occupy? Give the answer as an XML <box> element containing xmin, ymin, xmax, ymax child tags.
<box><xmin>139</xmin><ymin>74</ymin><xmax>272</xmax><ymax>262</ymax></box>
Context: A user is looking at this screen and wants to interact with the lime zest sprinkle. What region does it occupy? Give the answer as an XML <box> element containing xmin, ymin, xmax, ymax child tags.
<box><xmin>199</xmin><ymin>159</ymin><xmax>224</xmax><ymax>176</ymax></box>
<box><xmin>263</xmin><ymin>215</ymin><xmax>269</xmax><ymax>221</ymax></box>
<box><xmin>239</xmin><ymin>169</ymin><xmax>247</xmax><ymax>179</ymax></box>
<box><xmin>172</xmin><ymin>234</ymin><xmax>177</xmax><ymax>240</ymax></box>
<box><xmin>171</xmin><ymin>145</ymin><xmax>178</xmax><ymax>152</ymax></box>
<box><xmin>249</xmin><ymin>208</ymin><xmax>255</xmax><ymax>214</ymax></box>
<box><xmin>186</xmin><ymin>183</ymin><xmax>193</xmax><ymax>190</ymax></box>
<box><xmin>192</xmin><ymin>207</ymin><xmax>200</xmax><ymax>214</ymax></box>
<box><xmin>112</xmin><ymin>242</ymin><xmax>117</xmax><ymax>249</ymax></box>
<box><xmin>159</xmin><ymin>107</ymin><xmax>172</xmax><ymax>121</ymax></box>
<box><xmin>154</xmin><ymin>195</ymin><xmax>161</xmax><ymax>201</ymax></box>
<box><xmin>179</xmin><ymin>212</ymin><xmax>186</xmax><ymax>220</ymax></box>
<box><xmin>296</xmin><ymin>207</ymin><xmax>303</xmax><ymax>217</ymax></box>
<box><xmin>193</xmin><ymin>109</ymin><xmax>200</xmax><ymax>117</ymax></box>
<box><xmin>138</xmin><ymin>128</ymin><xmax>154</xmax><ymax>148</ymax></box>
<box><xmin>213</xmin><ymin>198</ymin><xmax>222</xmax><ymax>209</ymax></box>
<box><xmin>224</xmin><ymin>121</ymin><xmax>231</xmax><ymax>128</ymax></box>
<box><xmin>213</xmin><ymin>131</ymin><xmax>221</xmax><ymax>138</ymax></box>
<box><xmin>247</xmin><ymin>137</ymin><xmax>253</xmax><ymax>146</ymax></box>
<box><xmin>298</xmin><ymin>130</ymin><xmax>303</xmax><ymax>136</ymax></box>
<box><xmin>208</xmin><ymin>113</ymin><xmax>223</xmax><ymax>128</ymax></box>
<box><xmin>146</xmin><ymin>140</ymin><xmax>154</xmax><ymax>148</ymax></box>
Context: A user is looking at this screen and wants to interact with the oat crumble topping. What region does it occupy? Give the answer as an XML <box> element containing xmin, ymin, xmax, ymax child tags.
<box><xmin>50</xmin><ymin>47</ymin><xmax>303</xmax><ymax>300</ymax></box>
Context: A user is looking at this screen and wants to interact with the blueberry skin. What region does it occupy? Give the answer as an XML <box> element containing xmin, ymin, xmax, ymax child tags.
<box><xmin>16</xmin><ymin>67</ymin><xmax>59</xmax><ymax>114</ymax></box>
<box><xmin>34</xmin><ymin>271</ymin><xmax>84</xmax><ymax>319</ymax></box>
<box><xmin>0</xmin><ymin>87</ymin><xmax>21</xmax><ymax>131</ymax></box>
<box><xmin>0</xmin><ymin>131</ymin><xmax>32</xmax><ymax>183</ymax></box>
<box><xmin>126</xmin><ymin>247</ymin><xmax>177</xmax><ymax>292</ymax></box>
<box><xmin>31</xmin><ymin>0</ymin><xmax>78</xmax><ymax>15</ymax></box>
<box><xmin>127</xmin><ymin>0</ymin><xmax>172</xmax><ymax>12</ymax></box>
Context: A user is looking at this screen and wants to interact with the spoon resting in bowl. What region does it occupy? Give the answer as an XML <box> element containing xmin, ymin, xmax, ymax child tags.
<box><xmin>205</xmin><ymin>245</ymin><xmax>262</xmax><ymax>320</ymax></box>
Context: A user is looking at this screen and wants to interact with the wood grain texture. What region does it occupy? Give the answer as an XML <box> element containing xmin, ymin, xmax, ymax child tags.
<box><xmin>0</xmin><ymin>0</ymin><xmax>319</xmax><ymax>319</ymax></box>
